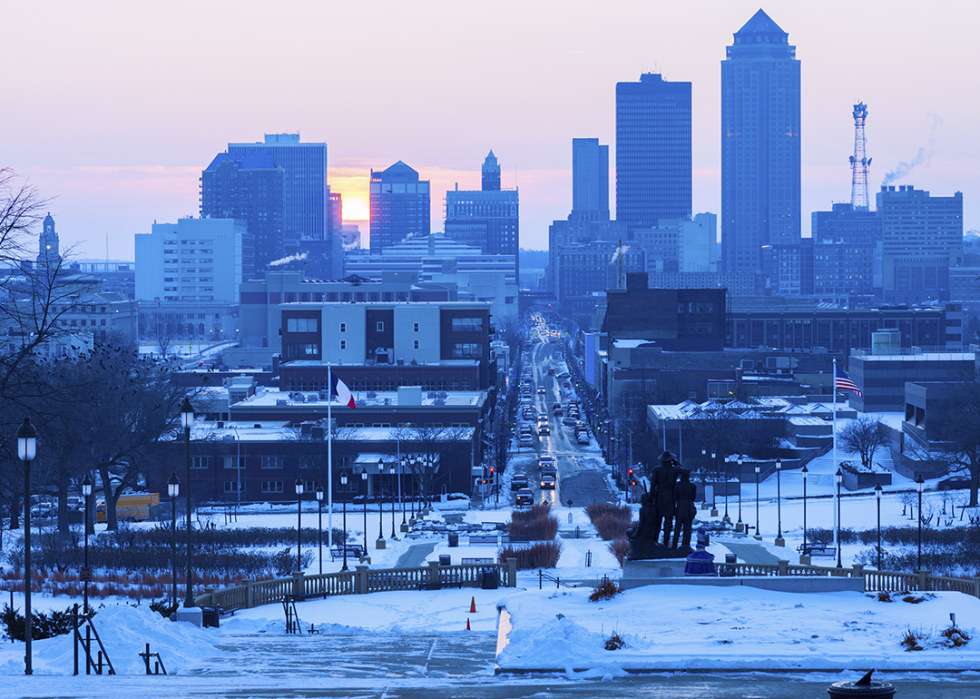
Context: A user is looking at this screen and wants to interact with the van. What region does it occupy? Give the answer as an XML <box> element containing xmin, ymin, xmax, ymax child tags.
<box><xmin>96</xmin><ymin>493</ymin><xmax>161</xmax><ymax>523</ymax></box>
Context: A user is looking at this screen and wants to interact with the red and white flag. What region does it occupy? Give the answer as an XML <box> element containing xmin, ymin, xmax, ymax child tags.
<box><xmin>835</xmin><ymin>365</ymin><xmax>863</xmax><ymax>397</ymax></box>
<box><xmin>331</xmin><ymin>373</ymin><xmax>357</xmax><ymax>408</ymax></box>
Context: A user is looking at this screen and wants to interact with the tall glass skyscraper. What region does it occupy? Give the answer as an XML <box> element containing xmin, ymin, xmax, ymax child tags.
<box><xmin>572</xmin><ymin>138</ymin><xmax>609</xmax><ymax>223</ymax></box>
<box><xmin>721</xmin><ymin>9</ymin><xmax>801</xmax><ymax>274</ymax></box>
<box><xmin>615</xmin><ymin>73</ymin><xmax>692</xmax><ymax>230</ymax></box>
<box><xmin>370</xmin><ymin>161</ymin><xmax>430</xmax><ymax>254</ymax></box>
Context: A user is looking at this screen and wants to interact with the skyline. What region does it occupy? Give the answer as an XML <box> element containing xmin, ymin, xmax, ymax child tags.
<box><xmin>6</xmin><ymin>1</ymin><xmax>979</xmax><ymax>261</ymax></box>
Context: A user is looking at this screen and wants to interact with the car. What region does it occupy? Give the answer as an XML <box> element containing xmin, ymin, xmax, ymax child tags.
<box><xmin>562</xmin><ymin>416</ymin><xmax>577</xmax><ymax>426</ymax></box>
<box><xmin>515</xmin><ymin>488</ymin><xmax>534</xmax><ymax>506</ymax></box>
<box><xmin>558</xmin><ymin>372</ymin><xmax>570</xmax><ymax>379</ymax></box>
<box><xmin>538</xmin><ymin>424</ymin><xmax>550</xmax><ymax>435</ymax></box>
<box><xmin>511</xmin><ymin>474</ymin><xmax>529</xmax><ymax>491</ymax></box>
<box><xmin>547</xmin><ymin>369</ymin><xmax>556</xmax><ymax>376</ymax></box>
<box><xmin>577</xmin><ymin>434</ymin><xmax>590</xmax><ymax>445</ymax></box>
<box><xmin>537</xmin><ymin>387</ymin><xmax>546</xmax><ymax>395</ymax></box>
<box><xmin>938</xmin><ymin>476</ymin><xmax>971</xmax><ymax>490</ymax></box>
<box><xmin>30</xmin><ymin>503</ymin><xmax>56</xmax><ymax>519</ymax></box>
<box><xmin>540</xmin><ymin>475</ymin><xmax>556</xmax><ymax>489</ymax></box>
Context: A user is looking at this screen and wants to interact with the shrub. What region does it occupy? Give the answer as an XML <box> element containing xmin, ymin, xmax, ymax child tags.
<box><xmin>605</xmin><ymin>631</ymin><xmax>626</xmax><ymax>650</ymax></box>
<box><xmin>589</xmin><ymin>577</ymin><xmax>622</xmax><ymax>602</ymax></box>
<box><xmin>271</xmin><ymin>548</ymin><xmax>315</xmax><ymax>577</ymax></box>
<box><xmin>1</xmin><ymin>604</ymin><xmax>90</xmax><ymax>642</ymax></box>
<box><xmin>592</xmin><ymin>513</ymin><xmax>634</xmax><ymax>541</ymax></box>
<box><xmin>498</xmin><ymin>541</ymin><xmax>561</xmax><ymax>569</ymax></box>
<box><xmin>608</xmin><ymin>539</ymin><xmax>631</xmax><ymax>567</ymax></box>
<box><xmin>901</xmin><ymin>628</ymin><xmax>924</xmax><ymax>652</ymax></box>
<box><xmin>509</xmin><ymin>503</ymin><xmax>558</xmax><ymax>541</ymax></box>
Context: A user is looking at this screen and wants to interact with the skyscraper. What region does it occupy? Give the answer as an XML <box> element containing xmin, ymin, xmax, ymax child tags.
<box><xmin>37</xmin><ymin>213</ymin><xmax>62</xmax><ymax>270</ymax></box>
<box><xmin>721</xmin><ymin>9</ymin><xmax>801</xmax><ymax>274</ymax></box>
<box><xmin>370</xmin><ymin>161</ymin><xmax>431</xmax><ymax>254</ymax></box>
<box><xmin>482</xmin><ymin>150</ymin><xmax>500</xmax><ymax>191</ymax></box>
<box><xmin>571</xmin><ymin>138</ymin><xmax>609</xmax><ymax>223</ymax></box>
<box><xmin>615</xmin><ymin>73</ymin><xmax>692</xmax><ymax>230</ymax></box>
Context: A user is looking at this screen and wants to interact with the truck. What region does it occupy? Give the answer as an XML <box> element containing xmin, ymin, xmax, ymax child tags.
<box><xmin>96</xmin><ymin>492</ymin><xmax>161</xmax><ymax>523</ymax></box>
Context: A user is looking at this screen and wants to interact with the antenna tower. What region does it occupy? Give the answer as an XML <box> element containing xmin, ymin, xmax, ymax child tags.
<box><xmin>849</xmin><ymin>102</ymin><xmax>872</xmax><ymax>210</ymax></box>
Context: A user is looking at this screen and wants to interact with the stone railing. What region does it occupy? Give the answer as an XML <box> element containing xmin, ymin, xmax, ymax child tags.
<box><xmin>195</xmin><ymin>558</ymin><xmax>518</xmax><ymax>610</ymax></box>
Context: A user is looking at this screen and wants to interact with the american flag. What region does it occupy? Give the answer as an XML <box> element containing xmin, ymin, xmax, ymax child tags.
<box><xmin>835</xmin><ymin>365</ymin><xmax>863</xmax><ymax>397</ymax></box>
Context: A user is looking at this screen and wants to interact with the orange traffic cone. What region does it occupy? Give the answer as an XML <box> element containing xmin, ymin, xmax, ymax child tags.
<box><xmin>470</xmin><ymin>596</ymin><xmax>477</xmax><ymax>614</ymax></box>
<box><xmin>466</xmin><ymin>618</ymin><xmax>471</xmax><ymax>631</ymax></box>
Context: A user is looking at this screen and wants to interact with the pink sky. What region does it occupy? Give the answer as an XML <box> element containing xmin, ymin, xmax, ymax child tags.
<box><xmin>6</xmin><ymin>1</ymin><xmax>979</xmax><ymax>259</ymax></box>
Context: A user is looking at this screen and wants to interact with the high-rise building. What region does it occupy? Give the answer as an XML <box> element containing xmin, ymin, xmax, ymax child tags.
<box><xmin>444</xmin><ymin>152</ymin><xmax>519</xmax><ymax>273</ymax></box>
<box><xmin>201</xmin><ymin>151</ymin><xmax>285</xmax><ymax>274</ymax></box>
<box><xmin>572</xmin><ymin>138</ymin><xmax>609</xmax><ymax>223</ymax></box>
<box><xmin>811</xmin><ymin>202</ymin><xmax>881</xmax><ymax>297</ymax></box>
<box><xmin>721</xmin><ymin>9</ymin><xmax>801</xmax><ymax>274</ymax></box>
<box><xmin>37</xmin><ymin>213</ymin><xmax>62</xmax><ymax>270</ymax></box>
<box><xmin>370</xmin><ymin>161</ymin><xmax>431</xmax><ymax>254</ymax></box>
<box><xmin>615</xmin><ymin>73</ymin><xmax>692</xmax><ymax>230</ymax></box>
<box><xmin>877</xmin><ymin>185</ymin><xmax>963</xmax><ymax>304</ymax></box>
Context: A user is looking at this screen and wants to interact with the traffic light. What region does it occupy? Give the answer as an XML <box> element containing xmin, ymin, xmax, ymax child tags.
<box><xmin>628</xmin><ymin>467</ymin><xmax>635</xmax><ymax>487</ymax></box>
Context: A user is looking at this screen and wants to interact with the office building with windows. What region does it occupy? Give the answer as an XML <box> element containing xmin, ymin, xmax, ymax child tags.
<box><xmin>370</xmin><ymin>161</ymin><xmax>431</xmax><ymax>254</ymax></box>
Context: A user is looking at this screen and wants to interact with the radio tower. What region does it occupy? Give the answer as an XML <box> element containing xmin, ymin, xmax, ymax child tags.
<box><xmin>848</xmin><ymin>102</ymin><xmax>872</xmax><ymax>210</ymax></box>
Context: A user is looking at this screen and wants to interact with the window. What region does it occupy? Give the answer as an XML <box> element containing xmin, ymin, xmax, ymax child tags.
<box><xmin>413</xmin><ymin>322</ymin><xmax>419</xmax><ymax>332</ymax></box>
<box><xmin>286</xmin><ymin>318</ymin><xmax>318</xmax><ymax>333</ymax></box>
<box><xmin>191</xmin><ymin>456</ymin><xmax>210</xmax><ymax>470</ymax></box>
<box><xmin>340</xmin><ymin>339</ymin><xmax>347</xmax><ymax>350</ymax></box>
<box><xmin>339</xmin><ymin>323</ymin><xmax>347</xmax><ymax>332</ymax></box>
<box><xmin>376</xmin><ymin>321</ymin><xmax>384</xmax><ymax>331</ymax></box>
<box><xmin>261</xmin><ymin>481</ymin><xmax>284</xmax><ymax>494</ymax></box>
<box><xmin>223</xmin><ymin>456</ymin><xmax>247</xmax><ymax>470</ymax></box>
<box><xmin>224</xmin><ymin>481</ymin><xmax>243</xmax><ymax>493</ymax></box>
<box><xmin>452</xmin><ymin>343</ymin><xmax>482</xmax><ymax>358</ymax></box>
<box><xmin>260</xmin><ymin>456</ymin><xmax>282</xmax><ymax>469</ymax></box>
<box><xmin>451</xmin><ymin>317</ymin><xmax>483</xmax><ymax>332</ymax></box>
<box><xmin>414</xmin><ymin>340</ymin><xmax>420</xmax><ymax>350</ymax></box>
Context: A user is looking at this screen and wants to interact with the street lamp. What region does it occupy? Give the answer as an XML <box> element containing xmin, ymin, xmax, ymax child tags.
<box><xmin>180</xmin><ymin>397</ymin><xmax>195</xmax><ymax>608</ymax></box>
<box><xmin>167</xmin><ymin>472</ymin><xmax>179</xmax><ymax>609</ymax></box>
<box><xmin>295</xmin><ymin>477</ymin><xmax>304</xmax><ymax>572</ymax></box>
<box><xmin>17</xmin><ymin>416</ymin><xmax>37</xmax><ymax>675</ymax></box>
<box><xmin>721</xmin><ymin>454</ymin><xmax>730</xmax><ymax>523</ymax></box>
<box><xmin>389</xmin><ymin>463</ymin><xmax>397</xmax><ymax>539</ymax></box>
<box><xmin>710</xmin><ymin>451</ymin><xmax>718</xmax><ymax>514</ymax></box>
<box><xmin>315</xmin><ymin>484</ymin><xmax>324</xmax><ymax>575</ymax></box>
<box><xmin>736</xmin><ymin>457</ymin><xmax>743</xmax><ymax>531</ymax></box>
<box><xmin>81</xmin><ymin>474</ymin><xmax>93</xmax><ymax>614</ymax></box>
<box><xmin>875</xmin><ymin>483</ymin><xmax>883</xmax><ymax>569</ymax></box>
<box><xmin>376</xmin><ymin>460</ymin><xmax>385</xmax><ymax>544</ymax></box>
<box><xmin>835</xmin><ymin>468</ymin><xmax>843</xmax><ymax>568</ymax></box>
<box><xmin>775</xmin><ymin>459</ymin><xmax>783</xmax><ymax>545</ymax></box>
<box><xmin>915</xmin><ymin>474</ymin><xmax>925</xmax><ymax>570</ymax></box>
<box><xmin>339</xmin><ymin>472</ymin><xmax>349</xmax><ymax>571</ymax></box>
<box><xmin>754</xmin><ymin>464</ymin><xmax>761</xmax><ymax>538</ymax></box>
<box><xmin>801</xmin><ymin>464</ymin><xmax>809</xmax><ymax>557</ymax></box>
<box><xmin>361</xmin><ymin>470</ymin><xmax>368</xmax><ymax>553</ymax></box>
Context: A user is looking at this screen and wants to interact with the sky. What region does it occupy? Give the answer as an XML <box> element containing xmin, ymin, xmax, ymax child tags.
<box><xmin>6</xmin><ymin>1</ymin><xmax>980</xmax><ymax>260</ymax></box>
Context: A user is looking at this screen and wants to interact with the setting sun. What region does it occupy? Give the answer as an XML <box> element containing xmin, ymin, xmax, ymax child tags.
<box><xmin>340</xmin><ymin>193</ymin><xmax>369</xmax><ymax>222</ymax></box>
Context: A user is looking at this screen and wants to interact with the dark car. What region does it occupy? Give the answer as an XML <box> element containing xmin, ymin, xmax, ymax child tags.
<box><xmin>540</xmin><ymin>475</ymin><xmax>556</xmax><ymax>489</ymax></box>
<box><xmin>511</xmin><ymin>474</ymin><xmax>529</xmax><ymax>491</ymax></box>
<box><xmin>938</xmin><ymin>476</ymin><xmax>971</xmax><ymax>490</ymax></box>
<box><xmin>515</xmin><ymin>488</ymin><xmax>534</xmax><ymax>506</ymax></box>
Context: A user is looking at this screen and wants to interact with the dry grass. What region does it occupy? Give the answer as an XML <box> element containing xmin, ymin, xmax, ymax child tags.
<box><xmin>901</xmin><ymin>629</ymin><xmax>924</xmax><ymax>651</ymax></box>
<box><xmin>589</xmin><ymin>578</ymin><xmax>622</xmax><ymax>602</ymax></box>
<box><xmin>941</xmin><ymin>625</ymin><xmax>971</xmax><ymax>648</ymax></box>
<box><xmin>608</xmin><ymin>539</ymin><xmax>631</xmax><ymax>567</ymax></box>
<box><xmin>585</xmin><ymin>503</ymin><xmax>634</xmax><ymax>541</ymax></box>
<box><xmin>605</xmin><ymin>631</ymin><xmax>626</xmax><ymax>650</ymax></box>
<box><xmin>498</xmin><ymin>541</ymin><xmax>562</xmax><ymax>569</ymax></box>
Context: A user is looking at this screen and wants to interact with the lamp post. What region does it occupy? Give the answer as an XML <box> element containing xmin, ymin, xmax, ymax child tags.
<box><xmin>376</xmin><ymin>460</ymin><xmax>385</xmax><ymax>545</ymax></box>
<box><xmin>721</xmin><ymin>454</ymin><xmax>730</xmax><ymax>523</ymax></box>
<box><xmin>915</xmin><ymin>474</ymin><xmax>924</xmax><ymax>570</ymax></box>
<box><xmin>339</xmin><ymin>472</ymin><xmax>349</xmax><ymax>571</ymax></box>
<box><xmin>315</xmin><ymin>484</ymin><xmax>324</xmax><ymax>575</ymax></box>
<box><xmin>295</xmin><ymin>477</ymin><xmax>304</xmax><ymax>572</ymax></box>
<box><xmin>81</xmin><ymin>474</ymin><xmax>93</xmax><ymax>615</ymax></box>
<box><xmin>736</xmin><ymin>457</ymin><xmax>743</xmax><ymax>531</ymax></box>
<box><xmin>167</xmin><ymin>472</ymin><xmax>179</xmax><ymax>610</ymax></box>
<box><xmin>802</xmin><ymin>464</ymin><xmax>809</xmax><ymax>557</ymax></box>
<box><xmin>389</xmin><ymin>463</ymin><xmax>397</xmax><ymax>540</ymax></box>
<box><xmin>180</xmin><ymin>397</ymin><xmax>195</xmax><ymax>608</ymax></box>
<box><xmin>754</xmin><ymin>464</ymin><xmax>761</xmax><ymax>539</ymax></box>
<box><xmin>710</xmin><ymin>450</ymin><xmax>718</xmax><ymax>515</ymax></box>
<box><xmin>361</xmin><ymin>470</ymin><xmax>368</xmax><ymax>553</ymax></box>
<box><xmin>874</xmin><ymin>483</ymin><xmax>883</xmax><ymax>569</ymax></box>
<box><xmin>17</xmin><ymin>416</ymin><xmax>37</xmax><ymax>675</ymax></box>
<box><xmin>775</xmin><ymin>459</ymin><xmax>783</xmax><ymax>545</ymax></box>
<box><xmin>835</xmin><ymin>468</ymin><xmax>843</xmax><ymax>568</ymax></box>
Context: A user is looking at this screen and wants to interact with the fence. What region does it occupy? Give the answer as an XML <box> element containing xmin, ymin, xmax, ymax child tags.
<box><xmin>195</xmin><ymin>558</ymin><xmax>518</xmax><ymax>610</ymax></box>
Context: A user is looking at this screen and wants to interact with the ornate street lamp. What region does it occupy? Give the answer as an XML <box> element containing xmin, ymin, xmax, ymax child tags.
<box><xmin>81</xmin><ymin>474</ymin><xmax>94</xmax><ymax>614</ymax></box>
<box><xmin>17</xmin><ymin>416</ymin><xmax>37</xmax><ymax>675</ymax></box>
<box><xmin>915</xmin><ymin>474</ymin><xmax>925</xmax><ymax>570</ymax></box>
<box><xmin>875</xmin><ymin>483</ymin><xmax>883</xmax><ymax>569</ymax></box>
<box><xmin>376</xmin><ymin>460</ymin><xmax>385</xmax><ymax>546</ymax></box>
<box><xmin>775</xmin><ymin>459</ymin><xmax>783</xmax><ymax>545</ymax></box>
<box><xmin>167</xmin><ymin>472</ymin><xmax>179</xmax><ymax>610</ymax></box>
<box><xmin>801</xmin><ymin>463</ymin><xmax>809</xmax><ymax>557</ymax></box>
<box><xmin>339</xmin><ymin>473</ymin><xmax>349</xmax><ymax>571</ymax></box>
<box><xmin>835</xmin><ymin>468</ymin><xmax>843</xmax><ymax>568</ymax></box>
<box><xmin>295</xmin><ymin>477</ymin><xmax>305</xmax><ymax>572</ymax></box>
<box><xmin>736</xmin><ymin>457</ymin><xmax>743</xmax><ymax>531</ymax></box>
<box><xmin>180</xmin><ymin>397</ymin><xmax>195</xmax><ymax>608</ymax></box>
<box><xmin>361</xmin><ymin>470</ymin><xmax>368</xmax><ymax>552</ymax></box>
<box><xmin>754</xmin><ymin>464</ymin><xmax>761</xmax><ymax>538</ymax></box>
<box><xmin>315</xmin><ymin>484</ymin><xmax>324</xmax><ymax>575</ymax></box>
<box><xmin>721</xmin><ymin>454</ymin><xmax>730</xmax><ymax>523</ymax></box>
<box><xmin>389</xmin><ymin>463</ymin><xmax>397</xmax><ymax>540</ymax></box>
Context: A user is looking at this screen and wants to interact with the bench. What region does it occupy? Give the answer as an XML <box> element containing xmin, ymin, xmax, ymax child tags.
<box><xmin>797</xmin><ymin>544</ymin><xmax>837</xmax><ymax>557</ymax></box>
<box><xmin>330</xmin><ymin>545</ymin><xmax>365</xmax><ymax>561</ymax></box>
<box><xmin>468</xmin><ymin>534</ymin><xmax>502</xmax><ymax>546</ymax></box>
<box><xmin>461</xmin><ymin>557</ymin><xmax>495</xmax><ymax>565</ymax></box>
<box><xmin>418</xmin><ymin>570</ymin><xmax>464</xmax><ymax>591</ymax></box>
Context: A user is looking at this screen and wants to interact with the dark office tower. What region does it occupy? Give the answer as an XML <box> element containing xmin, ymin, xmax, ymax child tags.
<box><xmin>571</xmin><ymin>138</ymin><xmax>609</xmax><ymax>223</ymax></box>
<box><xmin>616</xmin><ymin>73</ymin><xmax>692</xmax><ymax>230</ymax></box>
<box><xmin>370</xmin><ymin>161</ymin><xmax>430</xmax><ymax>254</ymax></box>
<box><xmin>201</xmin><ymin>151</ymin><xmax>283</xmax><ymax>274</ymax></box>
<box><xmin>721</xmin><ymin>9</ymin><xmax>801</xmax><ymax>274</ymax></box>
<box><xmin>228</xmin><ymin>133</ymin><xmax>329</xmax><ymax>244</ymax></box>
<box><xmin>482</xmin><ymin>150</ymin><xmax>501</xmax><ymax>191</ymax></box>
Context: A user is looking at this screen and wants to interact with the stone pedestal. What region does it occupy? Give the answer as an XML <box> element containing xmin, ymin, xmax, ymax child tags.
<box><xmin>621</xmin><ymin>558</ymin><xmax>689</xmax><ymax>588</ymax></box>
<box><xmin>735</xmin><ymin>522</ymin><xmax>744</xmax><ymax>532</ymax></box>
<box><xmin>175</xmin><ymin>607</ymin><xmax>203</xmax><ymax>627</ymax></box>
<box><xmin>375</xmin><ymin>537</ymin><xmax>386</xmax><ymax>550</ymax></box>
<box><xmin>775</xmin><ymin>537</ymin><xmax>785</xmax><ymax>547</ymax></box>
<box><xmin>710</xmin><ymin>508</ymin><xmax>718</xmax><ymax>517</ymax></box>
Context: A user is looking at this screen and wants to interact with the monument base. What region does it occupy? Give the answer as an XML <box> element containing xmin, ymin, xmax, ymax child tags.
<box><xmin>622</xmin><ymin>558</ymin><xmax>689</xmax><ymax>583</ymax></box>
<box><xmin>626</xmin><ymin>539</ymin><xmax>694</xmax><ymax>562</ymax></box>
<box><xmin>175</xmin><ymin>607</ymin><xmax>203</xmax><ymax>627</ymax></box>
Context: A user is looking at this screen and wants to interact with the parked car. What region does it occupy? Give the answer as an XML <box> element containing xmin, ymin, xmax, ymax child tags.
<box><xmin>938</xmin><ymin>476</ymin><xmax>971</xmax><ymax>490</ymax></box>
<box><xmin>30</xmin><ymin>503</ymin><xmax>56</xmax><ymax>519</ymax></box>
<box><xmin>515</xmin><ymin>488</ymin><xmax>534</xmax><ymax>506</ymax></box>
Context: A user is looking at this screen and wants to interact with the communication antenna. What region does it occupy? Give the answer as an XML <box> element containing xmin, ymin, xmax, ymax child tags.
<box><xmin>849</xmin><ymin>103</ymin><xmax>872</xmax><ymax>211</ymax></box>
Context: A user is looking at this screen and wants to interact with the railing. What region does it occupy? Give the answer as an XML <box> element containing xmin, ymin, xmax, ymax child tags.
<box><xmin>196</xmin><ymin>558</ymin><xmax>518</xmax><ymax>610</ymax></box>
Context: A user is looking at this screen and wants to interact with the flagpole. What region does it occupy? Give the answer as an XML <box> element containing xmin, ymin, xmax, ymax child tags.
<box><xmin>832</xmin><ymin>357</ymin><xmax>838</xmax><ymax>557</ymax></box>
<box><xmin>328</xmin><ymin>363</ymin><xmax>333</xmax><ymax>550</ymax></box>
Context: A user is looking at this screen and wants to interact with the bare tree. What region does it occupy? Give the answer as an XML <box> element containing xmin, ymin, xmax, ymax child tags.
<box><xmin>838</xmin><ymin>416</ymin><xmax>892</xmax><ymax>470</ymax></box>
<box><xmin>141</xmin><ymin>309</ymin><xmax>184</xmax><ymax>357</ymax></box>
<box><xmin>398</xmin><ymin>424</ymin><xmax>467</xmax><ymax>507</ymax></box>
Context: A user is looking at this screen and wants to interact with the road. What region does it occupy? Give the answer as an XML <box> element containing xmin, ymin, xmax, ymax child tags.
<box><xmin>521</xmin><ymin>335</ymin><xmax>616</xmax><ymax>510</ymax></box>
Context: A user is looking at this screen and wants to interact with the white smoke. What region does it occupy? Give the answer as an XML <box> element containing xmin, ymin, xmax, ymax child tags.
<box><xmin>269</xmin><ymin>252</ymin><xmax>309</xmax><ymax>267</ymax></box>
<box><xmin>881</xmin><ymin>113</ymin><xmax>943</xmax><ymax>186</ymax></box>
<box><xmin>610</xmin><ymin>245</ymin><xmax>629</xmax><ymax>265</ymax></box>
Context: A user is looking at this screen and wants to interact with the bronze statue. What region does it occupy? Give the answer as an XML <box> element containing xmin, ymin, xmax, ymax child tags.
<box><xmin>671</xmin><ymin>468</ymin><xmax>698</xmax><ymax>549</ymax></box>
<box><xmin>651</xmin><ymin>451</ymin><xmax>680</xmax><ymax>546</ymax></box>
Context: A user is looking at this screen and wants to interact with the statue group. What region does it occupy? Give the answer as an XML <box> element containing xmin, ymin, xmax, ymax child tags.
<box><xmin>626</xmin><ymin>450</ymin><xmax>699</xmax><ymax>561</ymax></box>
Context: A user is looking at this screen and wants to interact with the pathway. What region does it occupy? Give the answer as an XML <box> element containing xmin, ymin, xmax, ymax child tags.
<box><xmin>722</xmin><ymin>539</ymin><xmax>782</xmax><ymax>565</ymax></box>
<box><xmin>394</xmin><ymin>542</ymin><xmax>436</xmax><ymax>568</ymax></box>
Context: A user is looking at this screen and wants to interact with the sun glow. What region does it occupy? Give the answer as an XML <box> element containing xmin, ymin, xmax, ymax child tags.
<box><xmin>341</xmin><ymin>194</ymin><xmax>369</xmax><ymax>221</ymax></box>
